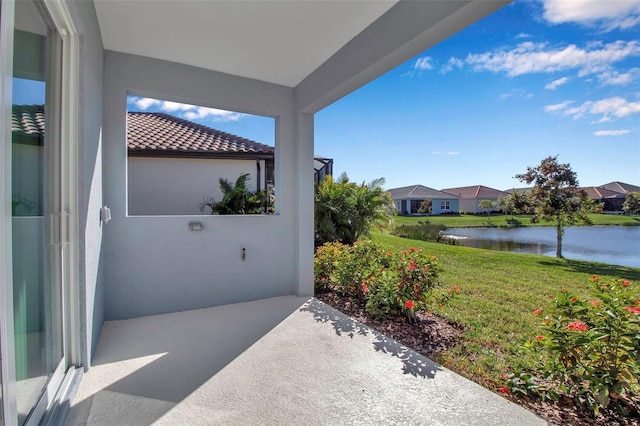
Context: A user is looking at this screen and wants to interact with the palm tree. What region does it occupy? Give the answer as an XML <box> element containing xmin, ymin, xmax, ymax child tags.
<box><xmin>314</xmin><ymin>174</ymin><xmax>393</xmax><ymax>245</ymax></box>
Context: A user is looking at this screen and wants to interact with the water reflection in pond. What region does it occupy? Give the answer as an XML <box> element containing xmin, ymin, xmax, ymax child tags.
<box><xmin>442</xmin><ymin>226</ymin><xmax>640</xmax><ymax>268</ymax></box>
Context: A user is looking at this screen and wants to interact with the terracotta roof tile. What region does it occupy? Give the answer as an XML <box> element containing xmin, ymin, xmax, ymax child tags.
<box><xmin>388</xmin><ymin>185</ymin><xmax>459</xmax><ymax>200</ymax></box>
<box><xmin>599</xmin><ymin>181</ymin><xmax>640</xmax><ymax>194</ymax></box>
<box><xmin>11</xmin><ymin>105</ymin><xmax>45</xmax><ymax>138</ymax></box>
<box><xmin>127</xmin><ymin>112</ymin><xmax>274</xmax><ymax>155</ymax></box>
<box><xmin>581</xmin><ymin>186</ymin><xmax>626</xmax><ymax>200</ymax></box>
<box><xmin>441</xmin><ymin>185</ymin><xmax>508</xmax><ymax>199</ymax></box>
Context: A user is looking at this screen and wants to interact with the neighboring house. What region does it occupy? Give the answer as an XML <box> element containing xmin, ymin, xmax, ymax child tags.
<box><xmin>581</xmin><ymin>187</ymin><xmax>627</xmax><ymax>212</ymax></box>
<box><xmin>387</xmin><ymin>185</ymin><xmax>460</xmax><ymax>215</ymax></box>
<box><xmin>314</xmin><ymin>156</ymin><xmax>334</xmax><ymax>185</ymax></box>
<box><xmin>441</xmin><ymin>185</ymin><xmax>508</xmax><ymax>214</ymax></box>
<box><xmin>599</xmin><ymin>181</ymin><xmax>640</xmax><ymax>195</ymax></box>
<box><xmin>127</xmin><ymin>112</ymin><xmax>275</xmax><ymax>215</ymax></box>
<box><xmin>0</xmin><ymin>1</ymin><xmax>510</xmax><ymax>423</ymax></box>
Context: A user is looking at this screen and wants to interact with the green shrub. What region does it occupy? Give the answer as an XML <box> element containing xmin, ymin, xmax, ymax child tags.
<box><xmin>510</xmin><ymin>276</ymin><xmax>640</xmax><ymax>413</ymax></box>
<box><xmin>391</xmin><ymin>223</ymin><xmax>458</xmax><ymax>245</ymax></box>
<box><xmin>314</xmin><ymin>241</ymin><xmax>449</xmax><ymax>322</ymax></box>
<box><xmin>200</xmin><ymin>173</ymin><xmax>268</xmax><ymax>215</ymax></box>
<box><xmin>314</xmin><ymin>174</ymin><xmax>394</xmax><ymax>246</ymax></box>
<box><xmin>314</xmin><ymin>242</ymin><xmax>347</xmax><ymax>292</ymax></box>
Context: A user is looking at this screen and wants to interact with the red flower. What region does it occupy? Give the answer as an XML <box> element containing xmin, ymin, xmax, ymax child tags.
<box><xmin>452</xmin><ymin>285</ymin><xmax>461</xmax><ymax>294</ymax></box>
<box><xmin>533</xmin><ymin>308</ymin><xmax>543</xmax><ymax>316</ymax></box>
<box><xmin>409</xmin><ymin>247</ymin><xmax>417</xmax><ymax>253</ymax></box>
<box><xmin>622</xmin><ymin>280</ymin><xmax>630</xmax><ymax>287</ymax></box>
<box><xmin>570</xmin><ymin>297</ymin><xmax>578</xmax><ymax>303</ymax></box>
<box><xmin>634</xmin><ymin>299</ymin><xmax>639</xmax><ymax>305</ymax></box>
<box><xmin>590</xmin><ymin>275</ymin><xmax>599</xmax><ymax>281</ymax></box>
<box><xmin>535</xmin><ymin>335</ymin><xmax>545</xmax><ymax>341</ymax></box>
<box><xmin>404</xmin><ymin>300</ymin><xmax>416</xmax><ymax>309</ymax></box>
<box><xmin>567</xmin><ymin>321</ymin><xmax>589</xmax><ymax>332</ymax></box>
<box><xmin>625</xmin><ymin>306</ymin><xmax>640</xmax><ymax>315</ymax></box>
<box><xmin>407</xmin><ymin>260</ymin><xmax>417</xmax><ymax>271</ymax></box>
<box><xmin>589</xmin><ymin>300</ymin><xmax>602</xmax><ymax>307</ymax></box>
<box><xmin>498</xmin><ymin>385</ymin><xmax>510</xmax><ymax>395</ymax></box>
<box><xmin>385</xmin><ymin>251</ymin><xmax>393</xmax><ymax>256</ymax></box>
<box><xmin>362</xmin><ymin>284</ymin><xmax>368</xmax><ymax>294</ymax></box>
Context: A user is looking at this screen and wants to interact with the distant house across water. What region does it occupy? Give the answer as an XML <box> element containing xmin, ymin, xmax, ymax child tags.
<box><xmin>387</xmin><ymin>185</ymin><xmax>459</xmax><ymax>215</ymax></box>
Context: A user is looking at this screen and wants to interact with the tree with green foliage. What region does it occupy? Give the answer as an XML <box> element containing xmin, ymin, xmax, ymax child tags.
<box><xmin>509</xmin><ymin>189</ymin><xmax>535</xmax><ymax>215</ymax></box>
<box><xmin>496</xmin><ymin>194</ymin><xmax>515</xmax><ymax>219</ymax></box>
<box><xmin>314</xmin><ymin>173</ymin><xmax>394</xmax><ymax>246</ymax></box>
<box><xmin>199</xmin><ymin>173</ymin><xmax>267</xmax><ymax>215</ymax></box>
<box><xmin>417</xmin><ymin>199</ymin><xmax>432</xmax><ymax>222</ymax></box>
<box><xmin>622</xmin><ymin>192</ymin><xmax>640</xmax><ymax>215</ymax></box>
<box><xmin>516</xmin><ymin>155</ymin><xmax>601</xmax><ymax>258</ymax></box>
<box><xmin>478</xmin><ymin>199</ymin><xmax>494</xmax><ymax>218</ymax></box>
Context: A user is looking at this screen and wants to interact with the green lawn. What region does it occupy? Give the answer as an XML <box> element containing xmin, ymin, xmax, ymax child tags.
<box><xmin>392</xmin><ymin>213</ymin><xmax>640</xmax><ymax>228</ymax></box>
<box><xmin>370</xmin><ymin>232</ymin><xmax>640</xmax><ymax>390</ymax></box>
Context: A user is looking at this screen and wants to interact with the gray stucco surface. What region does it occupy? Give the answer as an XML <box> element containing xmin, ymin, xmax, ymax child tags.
<box><xmin>102</xmin><ymin>51</ymin><xmax>312</xmax><ymax>321</ymax></box>
<box><xmin>69</xmin><ymin>0</ymin><xmax>105</xmax><ymax>367</ymax></box>
<box><xmin>67</xmin><ymin>297</ymin><xmax>546</xmax><ymax>425</ymax></box>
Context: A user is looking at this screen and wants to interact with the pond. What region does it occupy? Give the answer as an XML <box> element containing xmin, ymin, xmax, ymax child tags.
<box><xmin>442</xmin><ymin>226</ymin><xmax>640</xmax><ymax>268</ymax></box>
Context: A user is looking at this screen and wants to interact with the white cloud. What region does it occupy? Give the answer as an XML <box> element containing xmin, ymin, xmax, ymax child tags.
<box><xmin>432</xmin><ymin>151</ymin><xmax>459</xmax><ymax>156</ymax></box>
<box><xmin>128</xmin><ymin>96</ymin><xmax>160</xmax><ymax>110</ymax></box>
<box><xmin>599</xmin><ymin>68</ymin><xmax>640</xmax><ymax>86</ymax></box>
<box><xmin>542</xmin><ymin>0</ymin><xmax>640</xmax><ymax>30</ymax></box>
<box><xmin>545</xmin><ymin>76</ymin><xmax>570</xmax><ymax>90</ymax></box>
<box><xmin>544</xmin><ymin>100</ymin><xmax>573</xmax><ymax>112</ymax></box>
<box><xmin>440</xmin><ymin>57</ymin><xmax>464</xmax><ymax>74</ymax></box>
<box><xmin>594</xmin><ymin>129</ymin><xmax>630</xmax><ymax>136</ymax></box>
<box><xmin>545</xmin><ymin>96</ymin><xmax>640</xmax><ymax>122</ymax></box>
<box><xmin>414</xmin><ymin>56</ymin><xmax>434</xmax><ymax>70</ymax></box>
<box><xmin>183</xmin><ymin>107</ymin><xmax>244</xmax><ymax>122</ymax></box>
<box><xmin>515</xmin><ymin>33</ymin><xmax>531</xmax><ymax>39</ymax></box>
<box><xmin>464</xmin><ymin>40</ymin><xmax>640</xmax><ymax>78</ymax></box>
<box><xmin>128</xmin><ymin>97</ymin><xmax>244</xmax><ymax>122</ymax></box>
<box><xmin>500</xmin><ymin>88</ymin><xmax>534</xmax><ymax>100</ymax></box>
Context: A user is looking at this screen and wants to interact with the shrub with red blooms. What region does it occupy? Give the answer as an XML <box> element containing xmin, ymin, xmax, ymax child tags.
<box><xmin>314</xmin><ymin>241</ymin><xmax>451</xmax><ymax>322</ymax></box>
<box><xmin>509</xmin><ymin>277</ymin><xmax>640</xmax><ymax>414</ymax></box>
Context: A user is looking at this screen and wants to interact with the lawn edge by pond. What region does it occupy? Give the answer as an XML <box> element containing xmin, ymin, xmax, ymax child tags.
<box><xmin>368</xmin><ymin>233</ymin><xmax>640</xmax><ymax>423</ymax></box>
<box><xmin>392</xmin><ymin>213</ymin><xmax>640</xmax><ymax>228</ymax></box>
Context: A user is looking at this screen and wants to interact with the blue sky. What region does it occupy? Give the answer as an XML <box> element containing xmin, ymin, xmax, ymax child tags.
<box><xmin>126</xmin><ymin>0</ymin><xmax>640</xmax><ymax>191</ymax></box>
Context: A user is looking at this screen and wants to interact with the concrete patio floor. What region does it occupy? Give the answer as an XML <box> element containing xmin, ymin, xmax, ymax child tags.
<box><xmin>66</xmin><ymin>296</ymin><xmax>547</xmax><ymax>425</ymax></box>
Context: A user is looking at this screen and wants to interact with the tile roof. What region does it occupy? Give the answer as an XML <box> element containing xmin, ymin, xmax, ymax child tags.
<box><xmin>11</xmin><ymin>105</ymin><xmax>45</xmax><ymax>142</ymax></box>
<box><xmin>599</xmin><ymin>181</ymin><xmax>640</xmax><ymax>194</ymax></box>
<box><xmin>441</xmin><ymin>185</ymin><xmax>508</xmax><ymax>199</ymax></box>
<box><xmin>581</xmin><ymin>187</ymin><xmax>626</xmax><ymax>200</ymax></box>
<box><xmin>387</xmin><ymin>185</ymin><xmax>459</xmax><ymax>200</ymax></box>
<box><xmin>127</xmin><ymin>112</ymin><xmax>274</xmax><ymax>156</ymax></box>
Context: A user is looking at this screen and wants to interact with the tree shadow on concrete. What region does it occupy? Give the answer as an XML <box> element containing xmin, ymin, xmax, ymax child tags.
<box><xmin>300</xmin><ymin>298</ymin><xmax>443</xmax><ymax>379</ymax></box>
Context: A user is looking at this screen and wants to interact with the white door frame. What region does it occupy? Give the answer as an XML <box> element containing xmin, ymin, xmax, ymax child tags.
<box><xmin>0</xmin><ymin>0</ymin><xmax>80</xmax><ymax>424</ymax></box>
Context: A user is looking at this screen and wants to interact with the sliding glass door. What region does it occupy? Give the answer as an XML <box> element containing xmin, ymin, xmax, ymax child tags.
<box><xmin>10</xmin><ymin>1</ymin><xmax>65</xmax><ymax>424</ymax></box>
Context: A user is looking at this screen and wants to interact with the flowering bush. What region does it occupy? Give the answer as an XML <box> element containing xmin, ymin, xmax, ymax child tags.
<box><xmin>314</xmin><ymin>241</ymin><xmax>447</xmax><ymax>322</ymax></box>
<box><xmin>510</xmin><ymin>276</ymin><xmax>640</xmax><ymax>413</ymax></box>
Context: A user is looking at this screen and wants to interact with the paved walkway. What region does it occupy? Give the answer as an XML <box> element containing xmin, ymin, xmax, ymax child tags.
<box><xmin>67</xmin><ymin>296</ymin><xmax>547</xmax><ymax>425</ymax></box>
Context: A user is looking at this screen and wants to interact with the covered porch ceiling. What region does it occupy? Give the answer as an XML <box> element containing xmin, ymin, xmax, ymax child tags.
<box><xmin>94</xmin><ymin>0</ymin><xmax>509</xmax><ymax>112</ymax></box>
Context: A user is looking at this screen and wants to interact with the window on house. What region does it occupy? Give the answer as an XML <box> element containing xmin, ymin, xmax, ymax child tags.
<box><xmin>126</xmin><ymin>95</ymin><xmax>276</xmax><ymax>216</ymax></box>
<box><xmin>441</xmin><ymin>200</ymin><xmax>450</xmax><ymax>210</ymax></box>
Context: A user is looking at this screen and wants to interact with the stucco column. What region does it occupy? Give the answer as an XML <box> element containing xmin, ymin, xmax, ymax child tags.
<box><xmin>293</xmin><ymin>113</ymin><xmax>314</xmax><ymax>296</ymax></box>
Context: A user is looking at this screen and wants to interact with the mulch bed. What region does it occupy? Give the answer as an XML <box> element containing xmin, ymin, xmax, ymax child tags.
<box><xmin>315</xmin><ymin>289</ymin><xmax>640</xmax><ymax>426</ymax></box>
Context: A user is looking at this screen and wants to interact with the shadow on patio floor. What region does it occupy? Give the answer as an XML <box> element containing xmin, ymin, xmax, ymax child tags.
<box><xmin>68</xmin><ymin>296</ymin><xmax>546</xmax><ymax>425</ymax></box>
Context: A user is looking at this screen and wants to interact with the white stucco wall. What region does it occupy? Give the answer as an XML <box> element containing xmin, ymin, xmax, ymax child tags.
<box><xmin>103</xmin><ymin>51</ymin><xmax>308</xmax><ymax>320</ymax></box>
<box><xmin>128</xmin><ymin>157</ymin><xmax>266</xmax><ymax>216</ymax></box>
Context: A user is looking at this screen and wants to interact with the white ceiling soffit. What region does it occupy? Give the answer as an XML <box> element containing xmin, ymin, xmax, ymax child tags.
<box><xmin>93</xmin><ymin>0</ymin><xmax>398</xmax><ymax>87</ymax></box>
